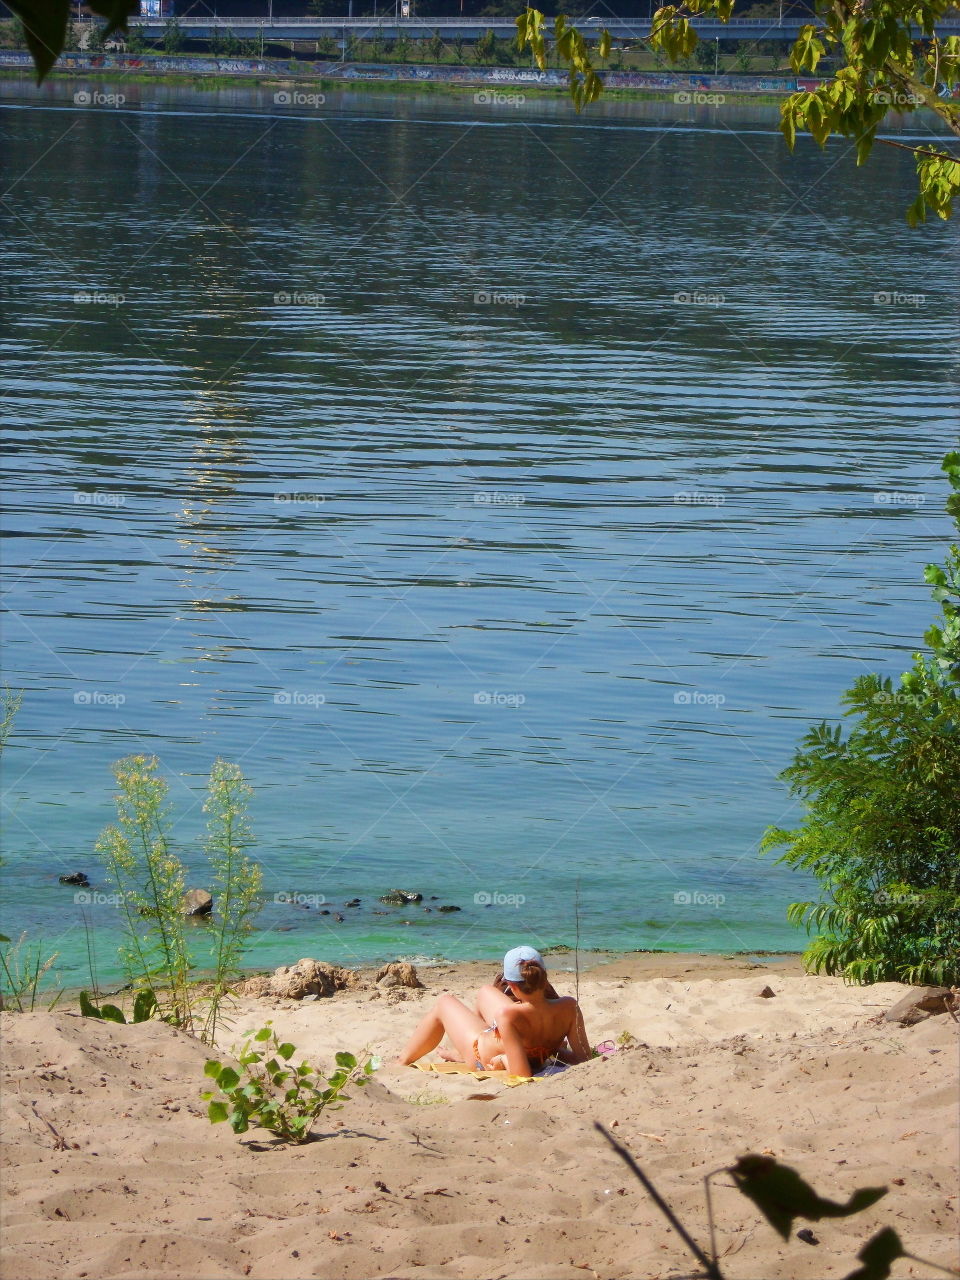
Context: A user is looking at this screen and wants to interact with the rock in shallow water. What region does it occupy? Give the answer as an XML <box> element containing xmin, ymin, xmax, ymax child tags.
<box><xmin>379</xmin><ymin>889</ymin><xmax>423</xmax><ymax>906</ymax></box>
<box><xmin>181</xmin><ymin>889</ymin><xmax>213</xmax><ymax>917</ymax></box>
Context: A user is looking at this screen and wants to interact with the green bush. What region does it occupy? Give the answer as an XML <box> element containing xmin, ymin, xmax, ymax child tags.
<box><xmin>763</xmin><ymin>452</ymin><xmax>960</xmax><ymax>985</ymax></box>
<box><xmin>203</xmin><ymin>1024</ymin><xmax>377</xmax><ymax>1143</ymax></box>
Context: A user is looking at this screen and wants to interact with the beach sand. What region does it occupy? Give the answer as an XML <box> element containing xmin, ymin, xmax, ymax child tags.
<box><xmin>1</xmin><ymin>954</ymin><xmax>957</xmax><ymax>1279</ymax></box>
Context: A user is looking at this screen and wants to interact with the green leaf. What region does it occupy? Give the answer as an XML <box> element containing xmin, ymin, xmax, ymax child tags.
<box><xmin>204</xmin><ymin>1060</ymin><xmax>222</xmax><ymax>1079</ymax></box>
<box><xmin>844</xmin><ymin>1227</ymin><xmax>906</xmax><ymax>1280</ymax></box>
<box><xmin>98</xmin><ymin>1003</ymin><xmax>128</xmax><ymax>1024</ymax></box>
<box><xmin>79</xmin><ymin>990</ymin><xmax>103</xmax><ymax>1020</ymax></box>
<box><xmin>132</xmin><ymin>989</ymin><xmax>157</xmax><ymax>1023</ymax></box>
<box><xmin>217</xmin><ymin>1067</ymin><xmax>240</xmax><ymax>1091</ymax></box>
<box><xmin>334</xmin><ymin>1051</ymin><xmax>357</xmax><ymax>1069</ymax></box>
<box><xmin>727</xmin><ymin>1155</ymin><xmax>887</xmax><ymax>1240</ymax></box>
<box><xmin>906</xmin><ymin>192</ymin><xmax>927</xmax><ymax>227</ymax></box>
<box><xmin>276</xmin><ymin>1042</ymin><xmax>296</xmax><ymax>1061</ymax></box>
<box><xmin>779</xmin><ymin>102</ymin><xmax>798</xmax><ymax>152</ymax></box>
<box><xmin>5</xmin><ymin>0</ymin><xmax>70</xmax><ymax>81</ymax></box>
<box><xmin>855</xmin><ymin>131</ymin><xmax>876</xmax><ymax>167</ymax></box>
<box><xmin>7</xmin><ymin>0</ymin><xmax>136</xmax><ymax>81</ymax></box>
<box><xmin>207</xmin><ymin>1100</ymin><xmax>228</xmax><ymax>1124</ymax></box>
<box><xmin>229</xmin><ymin>1109</ymin><xmax>249</xmax><ymax>1134</ymax></box>
<box><xmin>254</xmin><ymin>1027</ymin><xmax>272</xmax><ymax>1042</ymax></box>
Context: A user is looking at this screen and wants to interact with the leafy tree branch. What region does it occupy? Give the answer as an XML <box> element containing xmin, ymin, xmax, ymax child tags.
<box><xmin>517</xmin><ymin>1</ymin><xmax>960</xmax><ymax>222</ymax></box>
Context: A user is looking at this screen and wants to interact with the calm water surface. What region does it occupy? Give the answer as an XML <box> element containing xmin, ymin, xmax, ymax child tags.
<box><xmin>1</xmin><ymin>78</ymin><xmax>958</xmax><ymax>983</ymax></box>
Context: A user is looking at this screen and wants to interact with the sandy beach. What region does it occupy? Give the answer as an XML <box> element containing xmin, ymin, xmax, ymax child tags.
<box><xmin>1</xmin><ymin>953</ymin><xmax>957</xmax><ymax>1280</ymax></box>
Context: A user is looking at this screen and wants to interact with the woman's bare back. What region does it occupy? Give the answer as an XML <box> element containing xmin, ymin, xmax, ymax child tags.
<box><xmin>476</xmin><ymin>994</ymin><xmax>582</xmax><ymax>1068</ymax></box>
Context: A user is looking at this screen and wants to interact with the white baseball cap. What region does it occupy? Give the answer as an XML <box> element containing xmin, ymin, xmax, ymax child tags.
<box><xmin>503</xmin><ymin>945</ymin><xmax>544</xmax><ymax>981</ymax></box>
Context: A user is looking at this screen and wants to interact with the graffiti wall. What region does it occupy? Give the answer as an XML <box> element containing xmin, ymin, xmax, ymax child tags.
<box><xmin>0</xmin><ymin>49</ymin><xmax>812</xmax><ymax>96</ymax></box>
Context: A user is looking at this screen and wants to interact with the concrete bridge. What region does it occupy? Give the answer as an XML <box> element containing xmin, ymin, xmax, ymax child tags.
<box><xmin>126</xmin><ymin>13</ymin><xmax>928</xmax><ymax>43</ymax></box>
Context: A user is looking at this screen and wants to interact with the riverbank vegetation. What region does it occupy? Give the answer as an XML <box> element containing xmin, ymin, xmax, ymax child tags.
<box><xmin>762</xmin><ymin>454</ymin><xmax>960</xmax><ymax>986</ymax></box>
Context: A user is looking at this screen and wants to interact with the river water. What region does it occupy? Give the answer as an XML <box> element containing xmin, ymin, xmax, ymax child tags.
<box><xmin>1</xmin><ymin>77</ymin><xmax>957</xmax><ymax>985</ymax></box>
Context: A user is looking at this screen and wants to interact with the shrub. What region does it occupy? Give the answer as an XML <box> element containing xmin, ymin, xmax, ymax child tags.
<box><xmin>763</xmin><ymin>452</ymin><xmax>960</xmax><ymax>985</ymax></box>
<box><xmin>202</xmin><ymin>1024</ymin><xmax>377</xmax><ymax>1143</ymax></box>
<box><xmin>162</xmin><ymin>18</ymin><xmax>182</xmax><ymax>54</ymax></box>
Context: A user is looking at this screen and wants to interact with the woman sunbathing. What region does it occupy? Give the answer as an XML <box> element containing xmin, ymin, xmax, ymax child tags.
<box><xmin>398</xmin><ymin>945</ymin><xmax>592</xmax><ymax>1078</ymax></box>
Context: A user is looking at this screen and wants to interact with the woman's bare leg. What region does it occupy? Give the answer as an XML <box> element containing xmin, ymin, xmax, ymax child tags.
<box><xmin>397</xmin><ymin>993</ymin><xmax>485</xmax><ymax>1066</ymax></box>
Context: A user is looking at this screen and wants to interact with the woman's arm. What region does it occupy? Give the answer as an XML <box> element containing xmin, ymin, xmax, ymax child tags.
<box><xmin>562</xmin><ymin>999</ymin><xmax>593</xmax><ymax>1065</ymax></box>
<box><xmin>493</xmin><ymin>1005</ymin><xmax>535</xmax><ymax>1077</ymax></box>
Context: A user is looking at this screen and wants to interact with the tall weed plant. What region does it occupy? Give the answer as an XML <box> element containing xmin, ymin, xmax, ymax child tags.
<box><xmin>95</xmin><ymin>754</ymin><xmax>263</xmax><ymax>1038</ymax></box>
<box><xmin>96</xmin><ymin>755</ymin><xmax>194</xmax><ymax>1028</ymax></box>
<box><xmin>202</xmin><ymin>760</ymin><xmax>263</xmax><ymax>1043</ymax></box>
<box><xmin>0</xmin><ymin>932</ymin><xmax>62</xmax><ymax>1012</ymax></box>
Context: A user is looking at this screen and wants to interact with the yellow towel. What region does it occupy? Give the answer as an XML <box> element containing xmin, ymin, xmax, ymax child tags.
<box><xmin>412</xmin><ymin>1061</ymin><xmax>534</xmax><ymax>1087</ymax></box>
